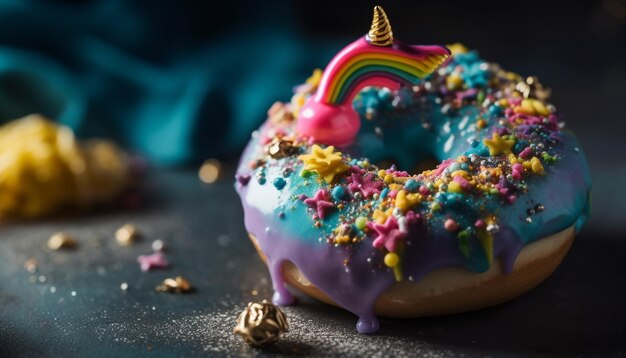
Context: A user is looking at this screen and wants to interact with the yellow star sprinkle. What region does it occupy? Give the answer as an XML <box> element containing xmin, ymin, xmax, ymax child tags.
<box><xmin>372</xmin><ymin>208</ymin><xmax>392</xmax><ymax>224</ymax></box>
<box><xmin>483</xmin><ymin>132</ymin><xmax>515</xmax><ymax>156</ymax></box>
<box><xmin>298</xmin><ymin>145</ymin><xmax>349</xmax><ymax>183</ymax></box>
<box><xmin>395</xmin><ymin>190</ymin><xmax>420</xmax><ymax>212</ymax></box>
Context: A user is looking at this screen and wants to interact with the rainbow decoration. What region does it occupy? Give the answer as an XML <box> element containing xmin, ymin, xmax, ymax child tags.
<box><xmin>317</xmin><ymin>43</ymin><xmax>452</xmax><ymax>106</ymax></box>
<box><xmin>297</xmin><ymin>6</ymin><xmax>451</xmax><ymax>146</ymax></box>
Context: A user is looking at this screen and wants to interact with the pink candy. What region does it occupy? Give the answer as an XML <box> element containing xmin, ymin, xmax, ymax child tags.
<box><xmin>296</xmin><ymin>100</ymin><xmax>361</xmax><ymax>147</ymax></box>
<box><xmin>444</xmin><ymin>219</ymin><xmax>458</xmax><ymax>232</ymax></box>
<box><xmin>453</xmin><ymin>175</ymin><xmax>470</xmax><ymax>190</ymax></box>
<box><xmin>512</xmin><ymin>162</ymin><xmax>524</xmax><ymax>180</ymax></box>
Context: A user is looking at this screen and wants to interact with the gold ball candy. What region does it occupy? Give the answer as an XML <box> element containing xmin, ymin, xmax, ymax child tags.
<box><xmin>233</xmin><ymin>300</ymin><xmax>288</xmax><ymax>347</ymax></box>
<box><xmin>47</xmin><ymin>232</ymin><xmax>77</xmax><ymax>250</ymax></box>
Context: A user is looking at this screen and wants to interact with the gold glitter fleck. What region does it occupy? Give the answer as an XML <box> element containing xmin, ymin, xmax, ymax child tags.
<box><xmin>47</xmin><ymin>232</ymin><xmax>77</xmax><ymax>250</ymax></box>
<box><xmin>198</xmin><ymin>159</ymin><xmax>221</xmax><ymax>183</ymax></box>
<box><xmin>233</xmin><ymin>300</ymin><xmax>288</xmax><ymax>347</ymax></box>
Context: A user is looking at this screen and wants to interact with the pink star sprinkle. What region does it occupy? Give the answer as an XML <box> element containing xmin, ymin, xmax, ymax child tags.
<box><xmin>367</xmin><ymin>216</ymin><xmax>406</xmax><ymax>252</ymax></box>
<box><xmin>303</xmin><ymin>189</ymin><xmax>334</xmax><ymax>219</ymax></box>
<box><xmin>138</xmin><ymin>252</ymin><xmax>169</xmax><ymax>272</ymax></box>
<box><xmin>347</xmin><ymin>173</ymin><xmax>383</xmax><ymax>198</ymax></box>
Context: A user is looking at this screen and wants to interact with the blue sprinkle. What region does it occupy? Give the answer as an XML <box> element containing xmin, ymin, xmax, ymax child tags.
<box><xmin>365</xmin><ymin>97</ymin><xmax>379</xmax><ymax>108</ymax></box>
<box><xmin>489</xmin><ymin>105</ymin><xmax>502</xmax><ymax>117</ymax></box>
<box><xmin>404</xmin><ymin>179</ymin><xmax>419</xmax><ymax>192</ymax></box>
<box><xmin>273</xmin><ymin>177</ymin><xmax>286</xmax><ymax>190</ymax></box>
<box><xmin>331</xmin><ymin>186</ymin><xmax>346</xmax><ymax>201</ymax></box>
<box><xmin>380</xmin><ymin>187</ymin><xmax>389</xmax><ymax>199</ymax></box>
<box><xmin>258</xmin><ymin>177</ymin><xmax>266</xmax><ymax>185</ymax></box>
<box><xmin>448</xmin><ymin>162</ymin><xmax>461</xmax><ymax>173</ymax></box>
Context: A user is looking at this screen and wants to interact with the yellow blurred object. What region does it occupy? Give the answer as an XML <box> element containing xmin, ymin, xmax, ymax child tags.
<box><xmin>447</xmin><ymin>43</ymin><xmax>469</xmax><ymax>56</ymax></box>
<box><xmin>0</xmin><ymin>114</ymin><xmax>130</xmax><ymax>220</ymax></box>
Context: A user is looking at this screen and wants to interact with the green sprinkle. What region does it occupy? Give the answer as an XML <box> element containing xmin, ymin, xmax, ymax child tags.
<box><xmin>355</xmin><ymin>216</ymin><xmax>368</xmax><ymax>230</ymax></box>
<box><xmin>477</xmin><ymin>90</ymin><xmax>485</xmax><ymax>103</ymax></box>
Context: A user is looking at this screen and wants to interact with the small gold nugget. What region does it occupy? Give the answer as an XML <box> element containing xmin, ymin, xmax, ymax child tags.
<box><xmin>47</xmin><ymin>232</ymin><xmax>77</xmax><ymax>250</ymax></box>
<box><xmin>155</xmin><ymin>276</ymin><xmax>192</xmax><ymax>293</ymax></box>
<box><xmin>266</xmin><ymin>138</ymin><xmax>298</xmax><ymax>159</ymax></box>
<box><xmin>233</xmin><ymin>300</ymin><xmax>288</xmax><ymax>347</ymax></box>
<box><xmin>115</xmin><ymin>224</ymin><xmax>138</xmax><ymax>246</ymax></box>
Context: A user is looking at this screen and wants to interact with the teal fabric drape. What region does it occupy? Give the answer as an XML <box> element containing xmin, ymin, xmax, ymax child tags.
<box><xmin>0</xmin><ymin>0</ymin><xmax>341</xmax><ymax>164</ymax></box>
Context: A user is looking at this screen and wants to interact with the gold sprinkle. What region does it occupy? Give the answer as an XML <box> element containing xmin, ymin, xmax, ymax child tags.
<box><xmin>251</xmin><ymin>289</ymin><xmax>259</xmax><ymax>296</ymax></box>
<box><xmin>47</xmin><ymin>232</ymin><xmax>77</xmax><ymax>250</ymax></box>
<box><xmin>155</xmin><ymin>276</ymin><xmax>193</xmax><ymax>293</ymax></box>
<box><xmin>199</xmin><ymin>159</ymin><xmax>221</xmax><ymax>183</ymax></box>
<box><xmin>233</xmin><ymin>300</ymin><xmax>288</xmax><ymax>347</ymax></box>
<box><xmin>115</xmin><ymin>224</ymin><xmax>138</xmax><ymax>246</ymax></box>
<box><xmin>266</xmin><ymin>138</ymin><xmax>297</xmax><ymax>159</ymax></box>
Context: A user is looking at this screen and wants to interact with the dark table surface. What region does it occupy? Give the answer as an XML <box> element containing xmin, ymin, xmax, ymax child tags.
<box><xmin>1</xmin><ymin>168</ymin><xmax>625</xmax><ymax>357</ymax></box>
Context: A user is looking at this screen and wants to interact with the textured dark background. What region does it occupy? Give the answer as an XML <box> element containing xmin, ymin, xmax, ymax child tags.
<box><xmin>1</xmin><ymin>0</ymin><xmax>625</xmax><ymax>356</ymax></box>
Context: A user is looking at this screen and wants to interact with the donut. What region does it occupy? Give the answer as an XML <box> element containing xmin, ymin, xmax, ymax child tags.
<box><xmin>235</xmin><ymin>7</ymin><xmax>591</xmax><ymax>333</ymax></box>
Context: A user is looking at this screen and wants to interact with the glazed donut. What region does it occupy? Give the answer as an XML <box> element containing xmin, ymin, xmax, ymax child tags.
<box><xmin>235</xmin><ymin>7</ymin><xmax>591</xmax><ymax>333</ymax></box>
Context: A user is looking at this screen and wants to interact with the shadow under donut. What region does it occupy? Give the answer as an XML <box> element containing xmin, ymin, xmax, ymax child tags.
<box><xmin>373</xmin><ymin>232</ymin><xmax>626</xmax><ymax>355</ymax></box>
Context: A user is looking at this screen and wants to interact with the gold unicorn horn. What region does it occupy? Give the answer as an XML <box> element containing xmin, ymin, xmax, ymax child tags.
<box><xmin>366</xmin><ymin>6</ymin><xmax>393</xmax><ymax>47</ymax></box>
